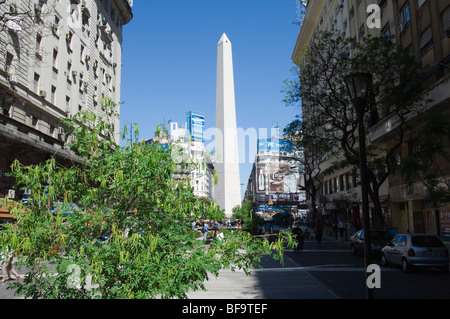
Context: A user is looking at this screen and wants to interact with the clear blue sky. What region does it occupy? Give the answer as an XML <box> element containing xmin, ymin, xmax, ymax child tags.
<box><xmin>119</xmin><ymin>0</ymin><xmax>301</xmax><ymax>194</ymax></box>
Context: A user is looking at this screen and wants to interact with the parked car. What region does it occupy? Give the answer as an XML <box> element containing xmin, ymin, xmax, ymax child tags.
<box><xmin>350</xmin><ymin>229</ymin><xmax>394</xmax><ymax>257</ymax></box>
<box><xmin>381</xmin><ymin>233</ymin><xmax>449</xmax><ymax>273</ymax></box>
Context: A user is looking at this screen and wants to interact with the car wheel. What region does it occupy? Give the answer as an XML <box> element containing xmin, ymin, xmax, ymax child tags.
<box><xmin>402</xmin><ymin>258</ymin><xmax>411</xmax><ymax>273</ymax></box>
<box><xmin>381</xmin><ymin>254</ymin><xmax>389</xmax><ymax>267</ymax></box>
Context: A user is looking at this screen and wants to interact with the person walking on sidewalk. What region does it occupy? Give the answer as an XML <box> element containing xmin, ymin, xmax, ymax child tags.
<box><xmin>332</xmin><ymin>222</ymin><xmax>338</xmax><ymax>240</ymax></box>
<box><xmin>1</xmin><ymin>249</ymin><xmax>20</xmax><ymax>283</ymax></box>
<box><xmin>338</xmin><ymin>219</ymin><xmax>346</xmax><ymax>239</ymax></box>
<box><xmin>202</xmin><ymin>223</ymin><xmax>209</xmax><ymax>242</ymax></box>
<box><xmin>292</xmin><ymin>223</ymin><xmax>305</xmax><ymax>253</ymax></box>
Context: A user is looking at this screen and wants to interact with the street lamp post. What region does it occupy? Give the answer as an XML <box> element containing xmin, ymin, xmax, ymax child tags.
<box><xmin>345</xmin><ymin>72</ymin><xmax>373</xmax><ymax>299</ymax></box>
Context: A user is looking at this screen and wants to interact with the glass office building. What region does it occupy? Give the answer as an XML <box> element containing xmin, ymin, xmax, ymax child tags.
<box><xmin>186</xmin><ymin>111</ymin><xmax>205</xmax><ymax>143</ymax></box>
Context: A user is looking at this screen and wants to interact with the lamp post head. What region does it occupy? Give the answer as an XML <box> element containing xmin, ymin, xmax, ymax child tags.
<box><xmin>345</xmin><ymin>72</ymin><xmax>373</xmax><ymax>114</ymax></box>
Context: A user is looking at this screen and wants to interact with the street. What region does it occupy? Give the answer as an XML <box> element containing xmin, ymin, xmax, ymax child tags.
<box><xmin>282</xmin><ymin>236</ymin><xmax>450</xmax><ymax>299</ymax></box>
<box><xmin>1</xmin><ymin>235</ymin><xmax>450</xmax><ymax>299</ymax></box>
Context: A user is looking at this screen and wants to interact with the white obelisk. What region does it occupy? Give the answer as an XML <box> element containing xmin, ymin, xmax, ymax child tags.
<box><xmin>215</xmin><ymin>33</ymin><xmax>241</xmax><ymax>217</ymax></box>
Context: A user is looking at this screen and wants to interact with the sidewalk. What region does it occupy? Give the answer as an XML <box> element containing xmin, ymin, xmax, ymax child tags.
<box><xmin>186</xmin><ymin>236</ymin><xmax>348</xmax><ymax>299</ymax></box>
<box><xmin>185</xmin><ymin>261</ymin><xmax>339</xmax><ymax>299</ymax></box>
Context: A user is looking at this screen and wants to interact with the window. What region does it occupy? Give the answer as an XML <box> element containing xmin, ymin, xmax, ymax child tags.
<box><xmin>51</xmin><ymin>86</ymin><xmax>56</xmax><ymax>104</ymax></box>
<box><xmin>31</xmin><ymin>115</ymin><xmax>38</xmax><ymax>127</ymax></box>
<box><xmin>400</xmin><ymin>3</ymin><xmax>410</xmax><ymax>24</ymax></box>
<box><xmin>5</xmin><ymin>52</ymin><xmax>14</xmax><ymax>76</ymax></box>
<box><xmin>419</xmin><ymin>26</ymin><xmax>433</xmax><ymax>55</ymax></box>
<box><xmin>33</xmin><ymin>73</ymin><xmax>40</xmax><ymax>93</ymax></box>
<box><xmin>52</xmin><ymin>48</ymin><xmax>58</xmax><ymax>70</ymax></box>
<box><xmin>80</xmin><ymin>44</ymin><xmax>85</xmax><ymax>62</ymax></box>
<box><xmin>359</xmin><ymin>23</ymin><xmax>365</xmax><ymax>39</ymax></box>
<box><xmin>442</xmin><ymin>6</ymin><xmax>450</xmax><ymax>37</ymax></box>
<box><xmin>66</xmin><ymin>96</ymin><xmax>71</xmax><ymax>111</ymax></box>
<box><xmin>35</xmin><ymin>34</ymin><xmax>43</xmax><ymax>59</ymax></box>
<box><xmin>66</xmin><ymin>31</ymin><xmax>73</xmax><ymax>52</ymax></box>
<box><xmin>398</xmin><ymin>235</ymin><xmax>407</xmax><ymax>246</ymax></box>
<box><xmin>52</xmin><ymin>16</ymin><xmax>60</xmax><ymax>36</ymax></box>
<box><xmin>382</xmin><ymin>24</ymin><xmax>391</xmax><ymax>39</ymax></box>
<box><xmin>417</xmin><ymin>0</ymin><xmax>426</xmax><ymax>8</ymax></box>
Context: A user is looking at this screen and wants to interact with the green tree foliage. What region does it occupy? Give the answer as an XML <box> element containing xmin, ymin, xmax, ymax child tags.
<box><xmin>1</xmin><ymin>98</ymin><xmax>293</xmax><ymax>299</ymax></box>
<box><xmin>283</xmin><ymin>31</ymin><xmax>426</xmax><ymax>227</ymax></box>
<box><xmin>232</xmin><ymin>200</ymin><xmax>263</xmax><ymax>235</ymax></box>
<box><xmin>400</xmin><ymin>113</ymin><xmax>450</xmax><ymax>206</ymax></box>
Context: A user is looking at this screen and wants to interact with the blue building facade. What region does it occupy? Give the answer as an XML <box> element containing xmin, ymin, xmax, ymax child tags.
<box><xmin>186</xmin><ymin>111</ymin><xmax>205</xmax><ymax>143</ymax></box>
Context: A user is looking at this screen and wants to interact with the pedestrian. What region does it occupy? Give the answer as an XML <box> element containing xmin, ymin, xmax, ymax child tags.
<box><xmin>338</xmin><ymin>219</ymin><xmax>345</xmax><ymax>239</ymax></box>
<box><xmin>315</xmin><ymin>220</ymin><xmax>323</xmax><ymax>247</ymax></box>
<box><xmin>292</xmin><ymin>223</ymin><xmax>302</xmax><ymax>253</ymax></box>
<box><xmin>202</xmin><ymin>223</ymin><xmax>209</xmax><ymax>242</ymax></box>
<box><xmin>1</xmin><ymin>250</ymin><xmax>20</xmax><ymax>283</ymax></box>
<box><xmin>332</xmin><ymin>222</ymin><xmax>338</xmax><ymax>240</ymax></box>
<box><xmin>212</xmin><ymin>221</ymin><xmax>219</xmax><ymax>237</ymax></box>
<box><xmin>298</xmin><ymin>222</ymin><xmax>306</xmax><ymax>250</ymax></box>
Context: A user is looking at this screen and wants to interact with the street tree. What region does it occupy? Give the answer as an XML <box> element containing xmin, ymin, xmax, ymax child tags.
<box><xmin>0</xmin><ymin>97</ymin><xmax>293</xmax><ymax>299</ymax></box>
<box><xmin>232</xmin><ymin>199</ymin><xmax>263</xmax><ymax>235</ymax></box>
<box><xmin>400</xmin><ymin>113</ymin><xmax>450</xmax><ymax>206</ymax></box>
<box><xmin>284</xmin><ymin>30</ymin><xmax>426</xmax><ymax>228</ymax></box>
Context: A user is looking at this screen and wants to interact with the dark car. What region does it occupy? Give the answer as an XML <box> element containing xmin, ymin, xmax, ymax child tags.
<box><xmin>350</xmin><ymin>229</ymin><xmax>393</xmax><ymax>257</ymax></box>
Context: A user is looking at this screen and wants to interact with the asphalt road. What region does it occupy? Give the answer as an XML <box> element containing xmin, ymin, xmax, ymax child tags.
<box><xmin>285</xmin><ymin>236</ymin><xmax>450</xmax><ymax>299</ymax></box>
<box><xmin>2</xmin><ymin>235</ymin><xmax>449</xmax><ymax>300</ymax></box>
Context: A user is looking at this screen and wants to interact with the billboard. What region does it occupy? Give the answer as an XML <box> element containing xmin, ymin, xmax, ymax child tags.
<box><xmin>256</xmin><ymin>161</ymin><xmax>300</xmax><ymax>194</ymax></box>
<box><xmin>257</xmin><ymin>139</ymin><xmax>293</xmax><ymax>152</ymax></box>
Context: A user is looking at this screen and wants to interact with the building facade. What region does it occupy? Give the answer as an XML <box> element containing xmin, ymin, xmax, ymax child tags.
<box><xmin>186</xmin><ymin>111</ymin><xmax>205</xmax><ymax>143</ymax></box>
<box><xmin>292</xmin><ymin>0</ymin><xmax>450</xmax><ymax>241</ymax></box>
<box><xmin>0</xmin><ymin>0</ymin><xmax>133</xmax><ymax>199</ymax></box>
<box><xmin>169</xmin><ymin>120</ymin><xmax>215</xmax><ymax>201</ymax></box>
<box><xmin>244</xmin><ymin>128</ymin><xmax>306</xmax><ymax>219</ymax></box>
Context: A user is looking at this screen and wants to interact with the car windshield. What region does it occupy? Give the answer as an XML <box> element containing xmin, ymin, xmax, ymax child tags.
<box><xmin>370</xmin><ymin>231</ymin><xmax>393</xmax><ymax>240</ymax></box>
<box><xmin>411</xmin><ymin>236</ymin><xmax>444</xmax><ymax>247</ymax></box>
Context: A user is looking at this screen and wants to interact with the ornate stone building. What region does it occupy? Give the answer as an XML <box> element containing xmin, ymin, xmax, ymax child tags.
<box><xmin>0</xmin><ymin>0</ymin><xmax>133</xmax><ymax>199</ymax></box>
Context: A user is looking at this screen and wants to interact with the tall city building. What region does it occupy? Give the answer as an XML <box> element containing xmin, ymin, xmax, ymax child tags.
<box><xmin>149</xmin><ymin>120</ymin><xmax>215</xmax><ymax>202</ymax></box>
<box><xmin>214</xmin><ymin>33</ymin><xmax>241</xmax><ymax>217</ymax></box>
<box><xmin>244</xmin><ymin>128</ymin><xmax>306</xmax><ymax>219</ymax></box>
<box><xmin>0</xmin><ymin>0</ymin><xmax>133</xmax><ymax>199</ymax></box>
<box><xmin>292</xmin><ymin>0</ymin><xmax>450</xmax><ymax>241</ymax></box>
<box><xmin>186</xmin><ymin>110</ymin><xmax>205</xmax><ymax>143</ymax></box>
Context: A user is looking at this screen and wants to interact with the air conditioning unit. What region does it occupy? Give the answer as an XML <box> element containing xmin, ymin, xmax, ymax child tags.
<box><xmin>66</xmin><ymin>33</ymin><xmax>72</xmax><ymax>41</ymax></box>
<box><xmin>8</xmin><ymin>74</ymin><xmax>18</xmax><ymax>83</ymax></box>
<box><xmin>39</xmin><ymin>90</ymin><xmax>47</xmax><ymax>98</ymax></box>
<box><xmin>58</xmin><ymin>127</ymin><xmax>64</xmax><ymax>135</ymax></box>
<box><xmin>72</xmin><ymin>71</ymin><xmax>77</xmax><ymax>77</ymax></box>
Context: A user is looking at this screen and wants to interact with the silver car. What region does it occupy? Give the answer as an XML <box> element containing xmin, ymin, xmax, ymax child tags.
<box><xmin>381</xmin><ymin>233</ymin><xmax>449</xmax><ymax>273</ymax></box>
